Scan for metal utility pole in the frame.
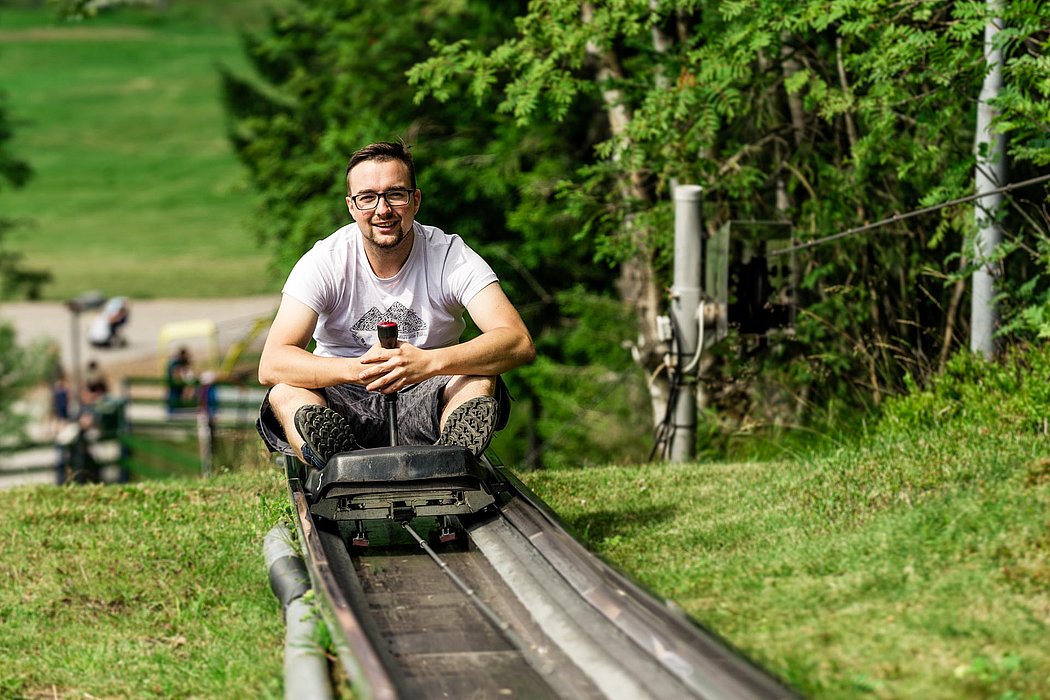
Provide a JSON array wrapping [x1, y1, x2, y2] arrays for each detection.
[[971, 0, 1006, 359], [64, 291, 104, 417], [669, 184, 703, 462]]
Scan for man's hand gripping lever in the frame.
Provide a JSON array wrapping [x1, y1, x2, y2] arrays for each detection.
[[377, 321, 399, 447]]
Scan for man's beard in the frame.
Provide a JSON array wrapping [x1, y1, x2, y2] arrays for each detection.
[[365, 217, 408, 249]]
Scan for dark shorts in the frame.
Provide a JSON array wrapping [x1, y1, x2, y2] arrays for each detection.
[[257, 376, 511, 456]]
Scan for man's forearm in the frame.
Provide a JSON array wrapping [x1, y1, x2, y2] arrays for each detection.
[[258, 345, 362, 388], [431, 327, 535, 377]]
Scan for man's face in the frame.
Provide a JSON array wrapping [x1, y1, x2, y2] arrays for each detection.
[[346, 159, 420, 251]]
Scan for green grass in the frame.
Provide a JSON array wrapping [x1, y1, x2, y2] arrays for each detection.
[[517, 347, 1050, 698], [0, 452, 287, 699], [522, 431, 1050, 699], [0, 3, 285, 300], [2, 417, 1046, 698]]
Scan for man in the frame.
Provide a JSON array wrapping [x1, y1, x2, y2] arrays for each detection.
[[257, 141, 535, 469]]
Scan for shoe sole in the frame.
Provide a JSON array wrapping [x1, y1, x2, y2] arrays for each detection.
[[438, 396, 498, 457], [293, 405, 357, 468]]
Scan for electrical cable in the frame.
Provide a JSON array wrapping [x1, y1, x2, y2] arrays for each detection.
[[648, 373, 679, 462], [649, 310, 690, 461], [649, 298, 711, 461], [647, 357, 677, 461], [768, 172, 1050, 257], [681, 301, 706, 375]]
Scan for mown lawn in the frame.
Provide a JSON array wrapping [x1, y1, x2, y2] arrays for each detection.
[[0, 2, 283, 300], [526, 429, 1050, 699], [1, 416, 1046, 699], [0, 450, 287, 699]]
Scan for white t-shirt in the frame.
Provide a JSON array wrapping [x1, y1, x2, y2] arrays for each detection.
[[283, 221, 498, 358]]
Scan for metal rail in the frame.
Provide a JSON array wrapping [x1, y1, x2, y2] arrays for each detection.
[[281, 455, 798, 699], [283, 457, 398, 700]]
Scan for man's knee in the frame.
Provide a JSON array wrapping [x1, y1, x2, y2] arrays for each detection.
[[440, 375, 511, 431], [443, 375, 495, 403], [268, 384, 325, 423]]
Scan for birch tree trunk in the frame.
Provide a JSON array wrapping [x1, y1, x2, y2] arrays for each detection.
[[971, 0, 1006, 359], [582, 3, 667, 429]]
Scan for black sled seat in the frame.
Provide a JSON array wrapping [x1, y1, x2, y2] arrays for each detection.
[[307, 444, 497, 521]]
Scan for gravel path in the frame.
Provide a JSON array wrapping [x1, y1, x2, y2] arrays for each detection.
[[1, 295, 280, 376]]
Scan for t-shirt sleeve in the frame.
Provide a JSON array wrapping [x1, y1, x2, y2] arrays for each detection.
[[282, 246, 335, 315], [444, 237, 499, 307]]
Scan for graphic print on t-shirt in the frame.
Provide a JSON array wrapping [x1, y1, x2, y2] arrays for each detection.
[[350, 301, 427, 345]]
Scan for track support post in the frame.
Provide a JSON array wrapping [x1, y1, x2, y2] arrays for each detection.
[[670, 185, 704, 462]]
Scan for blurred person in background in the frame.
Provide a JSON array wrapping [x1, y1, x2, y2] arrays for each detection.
[[166, 346, 194, 415], [88, 296, 130, 348]]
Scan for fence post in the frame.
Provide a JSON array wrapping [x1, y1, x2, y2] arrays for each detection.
[[197, 372, 217, 477]]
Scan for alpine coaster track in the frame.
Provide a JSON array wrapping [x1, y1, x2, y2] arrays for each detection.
[[278, 449, 798, 700]]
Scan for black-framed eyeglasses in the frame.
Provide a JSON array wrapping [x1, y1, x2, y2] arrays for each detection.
[[349, 189, 414, 210]]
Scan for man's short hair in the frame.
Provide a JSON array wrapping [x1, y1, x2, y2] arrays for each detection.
[[345, 141, 416, 194]]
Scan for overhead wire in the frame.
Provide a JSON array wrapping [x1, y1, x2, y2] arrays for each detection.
[[768, 172, 1050, 257]]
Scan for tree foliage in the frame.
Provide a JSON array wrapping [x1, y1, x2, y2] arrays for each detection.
[[0, 91, 49, 300], [224, 0, 1049, 461], [0, 322, 52, 441], [410, 0, 1050, 420]]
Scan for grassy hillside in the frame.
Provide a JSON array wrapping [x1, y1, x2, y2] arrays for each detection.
[[1, 347, 1047, 698], [0, 2, 286, 300], [530, 437, 1049, 698], [0, 454, 287, 699]]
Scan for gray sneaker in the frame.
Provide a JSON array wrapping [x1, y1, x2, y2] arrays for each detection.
[[437, 396, 498, 457], [293, 405, 359, 470]]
